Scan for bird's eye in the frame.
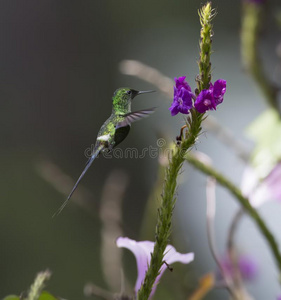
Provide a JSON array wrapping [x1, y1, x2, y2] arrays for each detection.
[[127, 90, 132, 95]]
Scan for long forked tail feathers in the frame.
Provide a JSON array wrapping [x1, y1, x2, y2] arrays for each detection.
[[52, 145, 103, 218]]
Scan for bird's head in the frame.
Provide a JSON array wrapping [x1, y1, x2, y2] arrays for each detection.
[[112, 88, 154, 113]]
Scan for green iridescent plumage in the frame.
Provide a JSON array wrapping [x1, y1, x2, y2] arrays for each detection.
[[53, 87, 154, 216]]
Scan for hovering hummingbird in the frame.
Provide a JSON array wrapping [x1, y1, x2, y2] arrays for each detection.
[[53, 87, 155, 217]]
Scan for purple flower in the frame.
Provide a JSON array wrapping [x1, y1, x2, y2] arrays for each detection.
[[169, 77, 194, 116], [220, 254, 258, 281], [194, 79, 226, 114], [175, 76, 192, 92], [212, 79, 227, 105], [194, 89, 216, 113], [238, 256, 258, 280], [241, 162, 281, 207], [170, 77, 226, 115], [116, 237, 194, 298]]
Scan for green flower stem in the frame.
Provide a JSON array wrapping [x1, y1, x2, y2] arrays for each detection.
[[27, 270, 51, 300], [137, 3, 214, 299], [137, 111, 204, 300], [241, 2, 278, 111], [186, 153, 281, 272], [198, 2, 214, 91]]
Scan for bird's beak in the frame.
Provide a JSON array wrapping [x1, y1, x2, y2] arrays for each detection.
[[137, 90, 155, 95], [132, 89, 155, 99]]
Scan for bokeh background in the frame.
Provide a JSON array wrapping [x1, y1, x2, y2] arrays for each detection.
[[1, 0, 281, 299]]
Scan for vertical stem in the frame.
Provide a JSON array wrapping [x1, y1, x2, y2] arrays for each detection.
[[241, 2, 279, 112], [227, 209, 244, 252], [137, 113, 203, 300], [137, 3, 214, 299]]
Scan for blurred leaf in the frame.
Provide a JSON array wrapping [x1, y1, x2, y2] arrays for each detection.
[[2, 291, 59, 300], [246, 109, 281, 177], [38, 291, 58, 300]]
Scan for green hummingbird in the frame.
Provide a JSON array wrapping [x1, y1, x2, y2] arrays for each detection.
[[53, 87, 155, 217]]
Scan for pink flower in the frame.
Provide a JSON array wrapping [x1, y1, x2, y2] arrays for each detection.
[[220, 254, 258, 281], [241, 162, 281, 207], [116, 237, 194, 298]]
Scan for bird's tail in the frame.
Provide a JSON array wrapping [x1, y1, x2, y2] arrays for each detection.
[[52, 145, 103, 218]]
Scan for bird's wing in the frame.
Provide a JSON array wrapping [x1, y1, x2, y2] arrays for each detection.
[[116, 108, 155, 128]]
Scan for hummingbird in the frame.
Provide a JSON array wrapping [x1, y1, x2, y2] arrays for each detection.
[[53, 87, 155, 217]]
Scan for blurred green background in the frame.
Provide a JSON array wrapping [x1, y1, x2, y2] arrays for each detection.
[[1, 0, 281, 299]]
